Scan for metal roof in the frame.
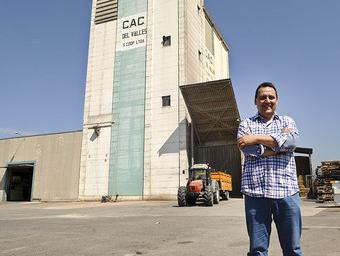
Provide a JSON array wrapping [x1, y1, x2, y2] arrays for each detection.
[[180, 79, 240, 144]]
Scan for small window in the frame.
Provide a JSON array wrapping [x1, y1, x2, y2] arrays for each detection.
[[162, 36, 171, 47], [162, 95, 171, 107]]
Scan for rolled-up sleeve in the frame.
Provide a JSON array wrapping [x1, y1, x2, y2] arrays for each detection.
[[271, 116, 299, 152], [238, 119, 264, 158], [237, 119, 249, 139]]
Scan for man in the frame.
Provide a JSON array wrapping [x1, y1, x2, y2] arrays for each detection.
[[237, 82, 302, 256]]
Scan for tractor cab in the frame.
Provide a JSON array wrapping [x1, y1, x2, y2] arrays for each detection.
[[190, 168, 208, 181], [189, 164, 211, 182]]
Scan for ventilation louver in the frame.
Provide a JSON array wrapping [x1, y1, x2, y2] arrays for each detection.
[[94, 0, 118, 25]]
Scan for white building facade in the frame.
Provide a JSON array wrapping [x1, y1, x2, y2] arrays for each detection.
[[79, 0, 231, 200]]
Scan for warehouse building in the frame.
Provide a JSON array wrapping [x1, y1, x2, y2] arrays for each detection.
[[0, 132, 82, 201], [0, 0, 241, 202]]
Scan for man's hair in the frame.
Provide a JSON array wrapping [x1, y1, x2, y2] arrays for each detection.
[[254, 82, 278, 102]]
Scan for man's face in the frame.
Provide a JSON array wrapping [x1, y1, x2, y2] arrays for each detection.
[[255, 87, 278, 120]]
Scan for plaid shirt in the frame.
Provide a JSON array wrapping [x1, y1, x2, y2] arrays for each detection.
[[237, 113, 299, 199]]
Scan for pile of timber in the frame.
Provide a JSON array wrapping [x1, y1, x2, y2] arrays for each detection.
[[298, 175, 310, 198], [315, 178, 334, 202], [320, 161, 340, 177], [315, 161, 340, 202]]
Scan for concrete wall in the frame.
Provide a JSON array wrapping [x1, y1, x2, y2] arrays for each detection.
[[0, 131, 82, 201], [79, 0, 116, 200], [144, 0, 182, 199], [202, 10, 230, 81], [184, 0, 205, 84], [179, 0, 205, 186], [213, 31, 229, 80], [178, 0, 191, 188]]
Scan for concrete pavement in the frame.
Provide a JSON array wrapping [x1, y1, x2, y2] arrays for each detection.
[[0, 198, 339, 255]]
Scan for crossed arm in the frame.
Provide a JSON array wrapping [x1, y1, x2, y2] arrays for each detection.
[[238, 134, 279, 157], [237, 119, 299, 158]]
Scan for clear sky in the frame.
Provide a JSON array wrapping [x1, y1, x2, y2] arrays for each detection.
[[1, 0, 339, 168]]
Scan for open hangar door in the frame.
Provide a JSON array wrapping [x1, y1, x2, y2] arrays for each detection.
[[294, 147, 314, 197], [294, 147, 313, 176], [5, 163, 34, 201], [180, 79, 242, 197]]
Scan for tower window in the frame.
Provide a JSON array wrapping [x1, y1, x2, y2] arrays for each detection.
[[162, 96, 171, 107], [162, 36, 171, 47]]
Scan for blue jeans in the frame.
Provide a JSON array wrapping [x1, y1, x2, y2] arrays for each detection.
[[245, 193, 302, 256]]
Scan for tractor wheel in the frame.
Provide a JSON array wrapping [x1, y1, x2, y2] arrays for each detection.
[[213, 187, 220, 204], [221, 191, 230, 200], [203, 186, 213, 207], [186, 195, 196, 206], [177, 186, 187, 207]]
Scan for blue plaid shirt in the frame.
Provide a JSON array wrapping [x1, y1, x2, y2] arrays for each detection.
[[237, 113, 299, 199]]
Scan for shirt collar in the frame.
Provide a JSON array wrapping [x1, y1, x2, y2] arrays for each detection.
[[254, 112, 279, 122]]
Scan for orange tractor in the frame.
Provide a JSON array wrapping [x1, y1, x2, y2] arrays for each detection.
[[177, 163, 232, 207]]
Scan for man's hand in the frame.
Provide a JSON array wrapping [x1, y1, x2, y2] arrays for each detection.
[[262, 148, 278, 157], [238, 135, 257, 149]]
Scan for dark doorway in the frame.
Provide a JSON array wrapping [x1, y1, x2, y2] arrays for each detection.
[[194, 144, 242, 197], [6, 165, 34, 201]]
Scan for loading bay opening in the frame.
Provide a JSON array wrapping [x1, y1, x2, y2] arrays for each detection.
[[180, 79, 242, 197], [5, 163, 34, 201]]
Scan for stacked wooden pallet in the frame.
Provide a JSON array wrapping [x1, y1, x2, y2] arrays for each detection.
[[320, 161, 340, 176], [315, 178, 334, 202], [298, 175, 310, 198], [315, 161, 340, 202]]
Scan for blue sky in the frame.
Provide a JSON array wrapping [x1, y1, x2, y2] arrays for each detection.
[[1, 0, 339, 168]]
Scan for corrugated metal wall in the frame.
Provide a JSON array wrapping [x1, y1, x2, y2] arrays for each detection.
[[194, 144, 242, 197]]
